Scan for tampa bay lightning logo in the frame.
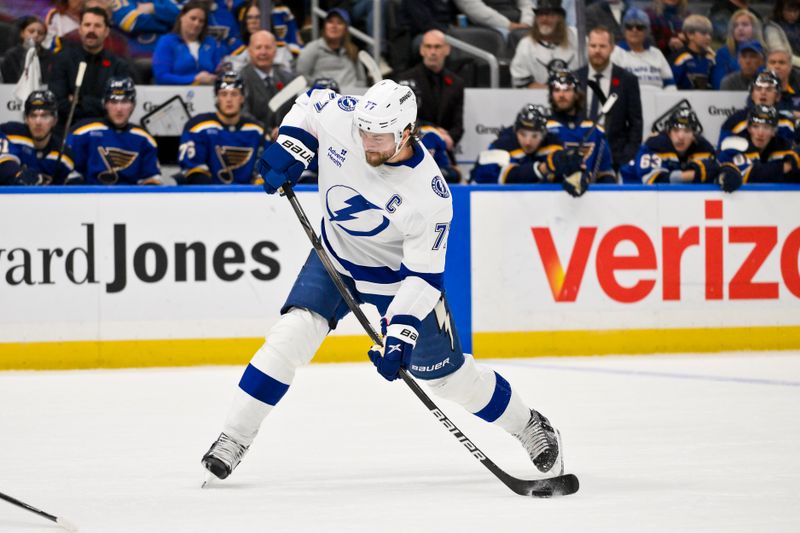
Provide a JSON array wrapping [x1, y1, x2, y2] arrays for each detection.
[[337, 96, 358, 112], [326, 185, 390, 237], [431, 176, 450, 198]]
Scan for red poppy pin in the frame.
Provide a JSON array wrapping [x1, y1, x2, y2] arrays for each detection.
[[612, 77, 620, 87], [444, 75, 453, 86], [102, 59, 111, 68], [276, 81, 284, 90]]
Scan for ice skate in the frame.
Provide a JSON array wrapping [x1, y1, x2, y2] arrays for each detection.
[[514, 409, 564, 476], [201, 432, 249, 484]]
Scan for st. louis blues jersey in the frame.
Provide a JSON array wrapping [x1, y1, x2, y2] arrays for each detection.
[[277, 89, 452, 323], [470, 126, 563, 184], [717, 134, 800, 183], [670, 46, 715, 90], [68, 118, 161, 185], [179, 113, 266, 184], [0, 122, 74, 184], [621, 132, 717, 184], [718, 104, 795, 148], [547, 112, 615, 182], [110, 0, 180, 57], [418, 124, 460, 183], [0, 130, 22, 185]]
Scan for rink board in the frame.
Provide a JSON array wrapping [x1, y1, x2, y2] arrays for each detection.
[[1, 185, 799, 369]]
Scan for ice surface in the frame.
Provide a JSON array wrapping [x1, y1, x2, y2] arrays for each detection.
[[1, 351, 799, 532]]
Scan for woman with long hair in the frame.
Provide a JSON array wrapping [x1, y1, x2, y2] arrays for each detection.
[[711, 9, 765, 89], [1, 16, 53, 84], [152, 0, 223, 85], [295, 8, 365, 88]]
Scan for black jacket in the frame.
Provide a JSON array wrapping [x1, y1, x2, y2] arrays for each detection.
[[396, 62, 465, 145], [0, 45, 54, 84], [574, 64, 643, 170], [50, 42, 130, 130]]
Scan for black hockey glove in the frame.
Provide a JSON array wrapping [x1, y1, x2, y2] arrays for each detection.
[[717, 163, 743, 193], [15, 168, 49, 186], [687, 158, 719, 183], [562, 170, 589, 197], [548, 149, 583, 177]]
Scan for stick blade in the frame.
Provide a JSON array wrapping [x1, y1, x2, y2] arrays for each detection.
[[57, 516, 78, 532], [268, 75, 308, 112], [358, 50, 383, 84]]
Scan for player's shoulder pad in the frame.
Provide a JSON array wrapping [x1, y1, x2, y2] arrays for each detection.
[[0, 122, 32, 146], [240, 119, 265, 135], [129, 126, 158, 147], [489, 127, 518, 150], [580, 119, 603, 133], [546, 119, 562, 130], [645, 132, 672, 151], [694, 135, 716, 154], [418, 124, 444, 141], [71, 118, 108, 136], [186, 113, 222, 133]]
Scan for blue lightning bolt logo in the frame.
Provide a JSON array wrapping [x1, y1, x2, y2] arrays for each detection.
[[330, 195, 379, 222], [325, 186, 390, 237]]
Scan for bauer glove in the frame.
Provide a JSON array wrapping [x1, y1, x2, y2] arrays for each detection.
[[258, 126, 317, 194], [367, 316, 420, 381], [717, 163, 743, 193]]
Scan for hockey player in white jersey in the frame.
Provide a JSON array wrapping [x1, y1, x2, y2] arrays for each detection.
[[201, 80, 565, 484]]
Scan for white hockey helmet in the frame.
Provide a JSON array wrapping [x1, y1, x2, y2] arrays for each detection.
[[354, 80, 417, 152]]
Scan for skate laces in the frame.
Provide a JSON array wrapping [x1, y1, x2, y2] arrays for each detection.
[[210, 433, 248, 467], [515, 411, 557, 467]]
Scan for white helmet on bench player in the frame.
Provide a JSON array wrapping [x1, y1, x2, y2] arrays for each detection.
[[354, 79, 417, 155]]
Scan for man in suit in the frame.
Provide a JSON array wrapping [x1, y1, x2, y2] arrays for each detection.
[[241, 30, 299, 140], [397, 29, 465, 150], [574, 25, 643, 171]]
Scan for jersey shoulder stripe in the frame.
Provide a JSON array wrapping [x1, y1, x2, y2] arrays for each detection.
[[73, 122, 108, 135], [130, 127, 158, 147]]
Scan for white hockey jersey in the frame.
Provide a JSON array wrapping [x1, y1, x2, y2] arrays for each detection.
[[279, 89, 453, 322]]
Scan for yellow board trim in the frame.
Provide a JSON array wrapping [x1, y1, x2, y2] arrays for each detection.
[[2, 326, 799, 370]]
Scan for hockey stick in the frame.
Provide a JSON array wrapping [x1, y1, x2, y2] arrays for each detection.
[[564, 93, 618, 194], [0, 490, 77, 532], [268, 75, 307, 113], [280, 184, 579, 497], [358, 50, 383, 84], [55, 61, 87, 172]]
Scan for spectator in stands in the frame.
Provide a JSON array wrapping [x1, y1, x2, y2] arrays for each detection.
[[67, 76, 162, 185], [718, 70, 795, 147], [206, 0, 241, 53], [510, 0, 578, 89], [717, 104, 800, 189], [621, 108, 718, 186], [452, 0, 532, 35], [575, 25, 642, 171], [178, 70, 266, 185], [241, 30, 300, 138], [711, 9, 764, 90], [585, 0, 629, 43], [720, 40, 764, 90], [645, 0, 689, 59], [400, 0, 458, 38], [397, 29, 465, 148], [48, 0, 131, 59], [1, 16, 53, 85], [612, 8, 676, 90], [709, 0, 762, 43], [470, 103, 582, 188], [0, 90, 74, 185], [764, 1, 800, 69], [50, 7, 130, 132], [152, 1, 223, 85], [670, 15, 715, 90], [296, 8, 366, 88], [108, 0, 179, 61], [225, 1, 300, 73], [546, 70, 616, 187], [765, 47, 800, 111], [768, 0, 800, 57], [44, 0, 82, 51]]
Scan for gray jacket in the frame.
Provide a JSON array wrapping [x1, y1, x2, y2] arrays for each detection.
[[295, 39, 366, 88], [453, 0, 533, 30]]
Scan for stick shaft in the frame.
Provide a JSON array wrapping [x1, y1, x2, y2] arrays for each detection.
[[0, 490, 58, 523]]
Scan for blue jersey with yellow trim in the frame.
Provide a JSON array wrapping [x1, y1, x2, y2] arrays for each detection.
[[179, 112, 266, 184], [0, 122, 74, 184], [68, 118, 161, 185], [718, 105, 795, 148], [622, 131, 717, 184], [110, 0, 180, 56], [717, 133, 800, 183], [470, 126, 563, 184], [546, 113, 615, 182], [271, 5, 302, 57], [670, 46, 715, 90], [0, 130, 22, 185], [418, 124, 459, 183]]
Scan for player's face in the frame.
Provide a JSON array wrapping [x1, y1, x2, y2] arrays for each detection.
[[217, 88, 244, 118], [24, 110, 56, 141], [668, 127, 695, 154], [180, 8, 206, 41], [767, 53, 791, 83], [516, 129, 544, 155], [359, 129, 398, 167], [551, 86, 577, 112], [752, 84, 778, 106], [748, 123, 775, 150], [79, 13, 109, 52], [21, 21, 46, 46], [105, 99, 134, 128], [732, 15, 754, 42]]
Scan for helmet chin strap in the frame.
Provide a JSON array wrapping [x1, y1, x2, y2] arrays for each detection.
[[387, 130, 412, 163]]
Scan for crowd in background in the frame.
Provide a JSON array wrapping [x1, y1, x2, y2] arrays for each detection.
[[0, 0, 798, 191]]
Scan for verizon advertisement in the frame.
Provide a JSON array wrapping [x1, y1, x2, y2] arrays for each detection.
[[0, 190, 377, 342], [471, 190, 800, 333]]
